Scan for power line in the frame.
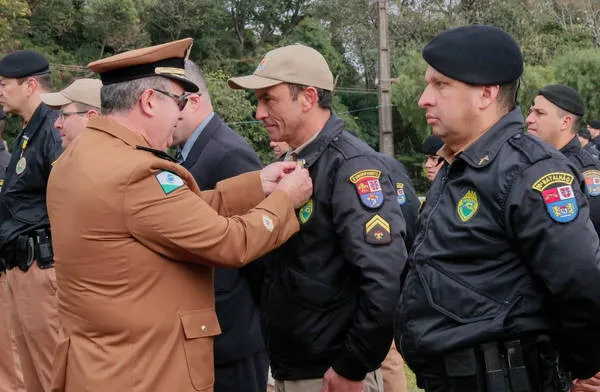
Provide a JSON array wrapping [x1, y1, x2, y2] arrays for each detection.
[[226, 104, 395, 126]]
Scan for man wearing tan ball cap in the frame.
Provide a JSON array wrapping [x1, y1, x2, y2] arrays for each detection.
[[229, 44, 408, 392], [41, 78, 101, 147], [47, 38, 312, 392]]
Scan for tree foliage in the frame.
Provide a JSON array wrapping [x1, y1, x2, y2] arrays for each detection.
[[3, 0, 600, 191]]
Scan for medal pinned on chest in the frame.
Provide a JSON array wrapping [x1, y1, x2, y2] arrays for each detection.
[[15, 136, 29, 175]]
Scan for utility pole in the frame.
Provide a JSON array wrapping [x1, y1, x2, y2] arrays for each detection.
[[376, 0, 394, 156]]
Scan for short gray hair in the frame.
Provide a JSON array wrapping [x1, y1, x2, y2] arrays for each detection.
[[184, 60, 208, 95], [100, 76, 170, 115]]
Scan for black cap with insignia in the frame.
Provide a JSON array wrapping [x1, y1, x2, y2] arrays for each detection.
[[422, 135, 444, 155], [0, 50, 50, 78], [589, 120, 600, 129], [538, 84, 585, 117], [423, 24, 523, 85]]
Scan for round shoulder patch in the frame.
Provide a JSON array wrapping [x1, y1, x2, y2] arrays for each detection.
[[583, 169, 600, 197]]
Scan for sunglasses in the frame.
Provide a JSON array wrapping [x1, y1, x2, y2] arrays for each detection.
[[153, 89, 189, 111]]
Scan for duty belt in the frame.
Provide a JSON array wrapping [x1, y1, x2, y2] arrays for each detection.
[[1, 228, 54, 272], [416, 336, 571, 392]]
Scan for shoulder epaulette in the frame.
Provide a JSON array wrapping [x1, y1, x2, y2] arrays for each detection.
[[507, 133, 552, 164], [136, 145, 177, 163]]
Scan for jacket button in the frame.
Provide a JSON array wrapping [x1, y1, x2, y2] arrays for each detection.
[[201, 325, 207, 332]]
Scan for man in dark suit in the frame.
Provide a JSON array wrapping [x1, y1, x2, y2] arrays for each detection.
[[171, 60, 268, 392]]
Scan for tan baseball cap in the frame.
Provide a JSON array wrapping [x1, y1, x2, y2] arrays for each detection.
[[41, 78, 102, 109], [228, 44, 334, 91]]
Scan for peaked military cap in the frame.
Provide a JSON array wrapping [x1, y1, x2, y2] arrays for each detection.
[[423, 25, 523, 85], [0, 50, 50, 78], [538, 84, 585, 117], [88, 38, 198, 92]]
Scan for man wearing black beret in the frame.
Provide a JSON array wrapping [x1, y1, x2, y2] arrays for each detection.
[[395, 25, 600, 392], [0, 50, 62, 392], [588, 120, 600, 150], [527, 84, 600, 231], [577, 127, 600, 159]]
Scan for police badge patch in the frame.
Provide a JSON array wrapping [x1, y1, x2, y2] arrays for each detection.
[[364, 214, 391, 244], [583, 170, 600, 197], [155, 171, 184, 194], [457, 190, 479, 222], [396, 183, 406, 205], [298, 198, 313, 224], [532, 172, 578, 223], [350, 170, 384, 209]]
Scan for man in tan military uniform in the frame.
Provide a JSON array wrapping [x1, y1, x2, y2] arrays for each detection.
[[46, 38, 312, 392]]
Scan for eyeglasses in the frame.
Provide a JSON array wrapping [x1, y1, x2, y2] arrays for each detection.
[[153, 89, 189, 111], [57, 111, 88, 122]]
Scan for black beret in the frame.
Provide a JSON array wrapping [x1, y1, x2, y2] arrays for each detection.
[[578, 127, 592, 140], [422, 135, 444, 155], [0, 50, 50, 78], [538, 84, 584, 117], [589, 120, 600, 129], [423, 25, 523, 85]]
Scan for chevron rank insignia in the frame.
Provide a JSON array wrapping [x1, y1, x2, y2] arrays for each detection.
[[532, 172, 577, 223], [365, 214, 391, 245], [584, 170, 600, 197], [155, 171, 184, 195], [350, 169, 384, 209]]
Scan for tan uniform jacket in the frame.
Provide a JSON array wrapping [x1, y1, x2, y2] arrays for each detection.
[[47, 117, 299, 392]]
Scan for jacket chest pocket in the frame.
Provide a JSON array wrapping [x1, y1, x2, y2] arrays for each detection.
[[416, 262, 507, 324], [180, 309, 222, 391]]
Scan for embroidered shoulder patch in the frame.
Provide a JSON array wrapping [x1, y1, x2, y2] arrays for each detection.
[[298, 198, 313, 224], [396, 183, 406, 205], [531, 172, 574, 191], [365, 214, 391, 245], [584, 170, 600, 197], [155, 171, 184, 195], [262, 215, 274, 232], [350, 169, 384, 209], [457, 190, 479, 222], [532, 172, 578, 223]]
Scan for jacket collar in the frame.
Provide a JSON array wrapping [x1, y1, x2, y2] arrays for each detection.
[[18, 103, 54, 144], [559, 136, 581, 155], [456, 107, 525, 169], [87, 116, 149, 148], [182, 114, 220, 169], [295, 113, 345, 168]]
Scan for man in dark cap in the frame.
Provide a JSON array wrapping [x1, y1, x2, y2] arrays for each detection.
[[527, 84, 600, 233], [421, 134, 444, 182], [577, 127, 600, 159], [46, 38, 312, 391], [0, 50, 62, 392], [395, 25, 600, 392], [588, 120, 600, 150]]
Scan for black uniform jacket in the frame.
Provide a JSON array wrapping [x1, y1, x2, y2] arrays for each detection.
[[181, 114, 266, 365], [0, 104, 61, 248], [560, 136, 600, 236], [262, 114, 407, 382], [583, 141, 600, 159], [396, 108, 600, 379], [377, 152, 420, 249]]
